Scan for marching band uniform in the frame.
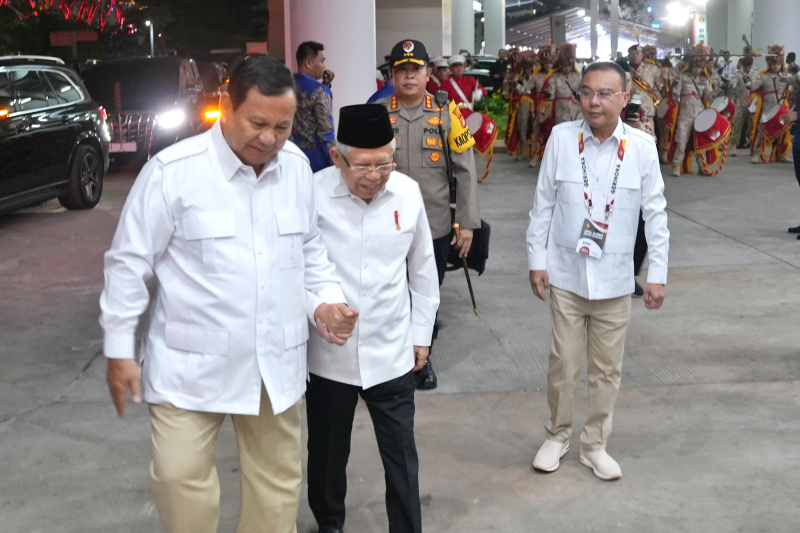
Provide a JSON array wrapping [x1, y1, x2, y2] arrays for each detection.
[[750, 45, 795, 164]]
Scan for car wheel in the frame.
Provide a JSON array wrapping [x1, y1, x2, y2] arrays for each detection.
[[59, 144, 104, 210]]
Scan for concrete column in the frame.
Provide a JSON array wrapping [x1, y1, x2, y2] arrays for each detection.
[[706, 0, 727, 52], [484, 0, 505, 58], [726, 0, 753, 58], [285, 0, 376, 124], [452, 0, 476, 56], [377, 0, 448, 59], [590, 0, 599, 60], [753, 0, 799, 72], [267, 0, 287, 63], [610, 0, 619, 59]]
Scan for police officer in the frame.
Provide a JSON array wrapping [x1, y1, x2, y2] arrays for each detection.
[[377, 39, 481, 390]]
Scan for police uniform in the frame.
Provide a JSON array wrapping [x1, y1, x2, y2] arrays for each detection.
[[378, 39, 481, 390]]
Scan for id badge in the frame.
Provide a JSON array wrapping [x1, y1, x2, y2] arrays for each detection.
[[575, 218, 609, 259]]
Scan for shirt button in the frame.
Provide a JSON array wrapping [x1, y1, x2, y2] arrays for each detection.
[[358, 342, 364, 347], [258, 249, 264, 255], [260, 283, 266, 290], [365, 236, 370, 242]]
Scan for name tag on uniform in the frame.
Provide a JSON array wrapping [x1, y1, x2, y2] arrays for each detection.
[[575, 218, 608, 258]]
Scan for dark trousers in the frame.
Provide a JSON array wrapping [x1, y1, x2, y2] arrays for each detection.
[[306, 372, 421, 533], [794, 149, 800, 189], [430, 235, 450, 342], [633, 210, 647, 276]]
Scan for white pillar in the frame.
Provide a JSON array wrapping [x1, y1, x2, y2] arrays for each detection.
[[753, 0, 799, 72], [590, 0, 599, 60], [376, 0, 448, 59], [726, 0, 753, 58], [285, 0, 376, 124], [610, 0, 619, 59], [452, 0, 475, 56], [484, 0, 505, 58], [706, 0, 727, 52]]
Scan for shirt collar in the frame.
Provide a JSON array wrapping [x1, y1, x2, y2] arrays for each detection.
[[581, 117, 625, 144], [210, 120, 280, 181]]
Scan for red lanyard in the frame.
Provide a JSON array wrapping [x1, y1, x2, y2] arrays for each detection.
[[579, 124, 627, 222]]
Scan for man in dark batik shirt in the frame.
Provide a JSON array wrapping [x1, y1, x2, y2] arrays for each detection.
[[293, 41, 336, 172]]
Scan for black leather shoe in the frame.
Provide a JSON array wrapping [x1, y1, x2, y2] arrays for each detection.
[[414, 358, 438, 390], [633, 282, 644, 297], [796, 234, 800, 240], [788, 225, 800, 234], [318, 526, 343, 533]]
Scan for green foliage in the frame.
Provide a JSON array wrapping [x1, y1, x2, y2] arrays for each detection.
[[473, 91, 509, 139]]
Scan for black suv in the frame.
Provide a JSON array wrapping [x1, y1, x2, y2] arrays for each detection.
[[0, 55, 110, 214], [83, 57, 209, 159]]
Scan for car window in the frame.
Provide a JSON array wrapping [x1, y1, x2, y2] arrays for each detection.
[[11, 70, 49, 112], [0, 72, 13, 111], [83, 62, 180, 110], [180, 64, 190, 91], [43, 71, 83, 104]]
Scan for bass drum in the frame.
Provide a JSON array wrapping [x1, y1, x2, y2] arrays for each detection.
[[710, 96, 735, 120], [760, 104, 790, 140], [463, 110, 498, 156], [693, 108, 731, 149]]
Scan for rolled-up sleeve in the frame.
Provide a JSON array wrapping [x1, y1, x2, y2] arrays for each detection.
[[99, 160, 174, 359]]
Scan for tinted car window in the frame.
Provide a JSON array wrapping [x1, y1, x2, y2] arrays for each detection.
[[84, 62, 179, 110], [12, 70, 49, 112], [0, 72, 13, 110], [43, 71, 83, 104]]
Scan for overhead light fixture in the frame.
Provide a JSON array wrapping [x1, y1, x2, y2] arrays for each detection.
[[583, 16, 591, 21], [577, 9, 586, 16]]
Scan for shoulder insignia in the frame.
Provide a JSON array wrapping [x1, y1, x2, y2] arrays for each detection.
[[427, 116, 442, 126], [430, 152, 441, 163], [424, 94, 433, 109], [389, 95, 398, 110]]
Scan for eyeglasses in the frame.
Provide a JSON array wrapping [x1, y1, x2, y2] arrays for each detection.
[[579, 88, 625, 101], [341, 154, 396, 176]]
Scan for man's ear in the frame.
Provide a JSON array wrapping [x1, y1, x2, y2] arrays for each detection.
[[329, 147, 343, 169], [219, 92, 233, 123]]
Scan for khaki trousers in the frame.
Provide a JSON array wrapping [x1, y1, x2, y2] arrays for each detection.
[[545, 286, 631, 452], [149, 385, 302, 533]]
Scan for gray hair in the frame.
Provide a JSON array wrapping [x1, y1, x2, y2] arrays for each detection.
[[335, 138, 396, 156]]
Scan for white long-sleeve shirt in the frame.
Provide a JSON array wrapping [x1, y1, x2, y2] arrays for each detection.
[[99, 121, 345, 415], [307, 166, 440, 389], [527, 119, 669, 300]]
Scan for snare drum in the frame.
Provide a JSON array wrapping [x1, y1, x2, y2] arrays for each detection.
[[693, 108, 731, 151], [760, 104, 790, 140], [710, 96, 735, 120], [463, 110, 498, 155]]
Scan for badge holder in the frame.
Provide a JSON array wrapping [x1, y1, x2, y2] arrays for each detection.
[[575, 218, 609, 259]]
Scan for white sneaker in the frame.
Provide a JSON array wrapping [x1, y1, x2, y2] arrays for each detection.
[[579, 449, 622, 480], [532, 440, 569, 472]]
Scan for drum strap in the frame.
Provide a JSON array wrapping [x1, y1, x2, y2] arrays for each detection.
[[689, 77, 708, 109], [448, 78, 473, 110]]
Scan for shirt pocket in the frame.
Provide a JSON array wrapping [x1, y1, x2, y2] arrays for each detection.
[[421, 134, 446, 169], [275, 210, 309, 269], [182, 211, 238, 273], [163, 322, 229, 398], [605, 181, 640, 253], [283, 316, 310, 388], [550, 176, 585, 249]]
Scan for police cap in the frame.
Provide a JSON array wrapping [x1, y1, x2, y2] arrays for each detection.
[[390, 39, 429, 68]]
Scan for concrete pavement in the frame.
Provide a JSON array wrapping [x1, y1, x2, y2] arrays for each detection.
[[1, 149, 799, 532]]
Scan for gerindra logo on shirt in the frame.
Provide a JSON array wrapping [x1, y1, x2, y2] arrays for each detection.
[[617, 138, 626, 161]]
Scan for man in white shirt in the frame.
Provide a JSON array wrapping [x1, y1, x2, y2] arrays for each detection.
[[527, 61, 669, 481], [99, 56, 356, 533], [305, 104, 439, 533]]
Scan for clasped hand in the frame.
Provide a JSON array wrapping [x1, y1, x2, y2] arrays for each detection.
[[314, 303, 358, 346]]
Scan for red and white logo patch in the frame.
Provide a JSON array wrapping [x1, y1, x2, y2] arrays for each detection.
[[403, 41, 414, 53]]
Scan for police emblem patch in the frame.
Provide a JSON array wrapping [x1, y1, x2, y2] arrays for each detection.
[[427, 117, 442, 126], [403, 41, 414, 53], [430, 152, 441, 163], [390, 117, 397, 124], [426, 137, 437, 146]]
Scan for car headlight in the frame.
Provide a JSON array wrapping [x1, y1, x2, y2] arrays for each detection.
[[158, 109, 186, 129]]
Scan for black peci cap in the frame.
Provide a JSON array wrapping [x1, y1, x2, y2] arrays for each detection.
[[389, 39, 429, 68], [337, 104, 394, 149]]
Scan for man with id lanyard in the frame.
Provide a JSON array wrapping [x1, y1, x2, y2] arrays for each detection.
[[526, 61, 669, 481]]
